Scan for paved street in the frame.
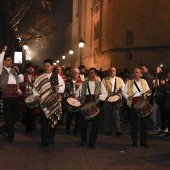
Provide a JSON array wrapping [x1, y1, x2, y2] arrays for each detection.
[[0, 114, 170, 170]]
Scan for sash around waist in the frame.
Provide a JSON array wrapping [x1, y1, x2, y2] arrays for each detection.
[[3, 84, 18, 98]]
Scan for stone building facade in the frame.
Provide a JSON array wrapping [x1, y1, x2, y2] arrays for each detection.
[[67, 0, 170, 70]]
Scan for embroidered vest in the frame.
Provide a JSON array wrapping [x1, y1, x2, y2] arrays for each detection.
[[0, 67, 9, 89], [126, 79, 147, 107], [81, 80, 101, 104], [103, 76, 123, 95]]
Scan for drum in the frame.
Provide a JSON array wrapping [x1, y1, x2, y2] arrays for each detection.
[[134, 99, 153, 117], [20, 82, 32, 96], [107, 94, 123, 109], [81, 102, 100, 120], [25, 94, 39, 109], [42, 92, 61, 111], [65, 97, 81, 112], [41, 93, 62, 127]]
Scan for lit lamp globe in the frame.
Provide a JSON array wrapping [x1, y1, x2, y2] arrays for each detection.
[[69, 50, 74, 55], [78, 38, 85, 48], [62, 56, 66, 59], [23, 45, 28, 50]]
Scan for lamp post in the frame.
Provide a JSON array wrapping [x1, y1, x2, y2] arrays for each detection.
[[69, 50, 74, 67], [78, 37, 84, 65]]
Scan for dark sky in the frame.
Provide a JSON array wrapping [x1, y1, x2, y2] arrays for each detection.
[[37, 0, 72, 65]]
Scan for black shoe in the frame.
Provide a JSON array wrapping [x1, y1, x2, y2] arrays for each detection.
[[79, 142, 86, 147], [49, 138, 55, 144], [105, 132, 112, 135], [116, 132, 122, 137], [41, 143, 49, 147], [7, 137, 13, 143], [89, 144, 96, 149], [140, 143, 149, 148]]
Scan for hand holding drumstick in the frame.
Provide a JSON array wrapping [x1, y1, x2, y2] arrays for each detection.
[[127, 91, 137, 101], [54, 85, 63, 91]]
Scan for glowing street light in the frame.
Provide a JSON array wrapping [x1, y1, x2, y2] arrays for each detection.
[[78, 37, 85, 65], [23, 45, 28, 50], [62, 55, 66, 59], [56, 60, 59, 63]]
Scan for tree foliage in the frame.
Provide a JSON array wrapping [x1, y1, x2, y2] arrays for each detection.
[[0, 0, 53, 49]]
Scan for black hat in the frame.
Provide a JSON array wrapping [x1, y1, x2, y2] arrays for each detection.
[[78, 65, 86, 70], [25, 63, 35, 69]]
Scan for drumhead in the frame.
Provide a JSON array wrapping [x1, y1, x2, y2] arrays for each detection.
[[25, 94, 35, 103], [67, 97, 81, 106], [108, 95, 120, 102]]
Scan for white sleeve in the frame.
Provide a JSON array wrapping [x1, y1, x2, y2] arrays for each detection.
[[0, 52, 5, 74], [17, 74, 24, 83], [122, 83, 129, 100], [99, 79, 109, 101], [57, 74, 65, 93]]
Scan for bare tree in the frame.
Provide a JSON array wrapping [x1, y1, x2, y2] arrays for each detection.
[[0, 0, 51, 48]]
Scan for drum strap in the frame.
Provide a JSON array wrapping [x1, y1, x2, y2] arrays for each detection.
[[87, 84, 92, 95], [134, 81, 143, 97]]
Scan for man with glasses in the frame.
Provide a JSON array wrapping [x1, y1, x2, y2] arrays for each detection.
[[65, 68, 82, 136], [0, 45, 24, 142]]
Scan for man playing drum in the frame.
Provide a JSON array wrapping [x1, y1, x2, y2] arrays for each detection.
[[65, 68, 82, 136], [19, 63, 39, 135], [76, 67, 101, 149], [32, 59, 65, 147], [101, 67, 125, 137], [122, 67, 152, 148]]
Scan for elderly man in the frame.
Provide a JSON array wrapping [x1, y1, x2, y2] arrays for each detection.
[[101, 67, 125, 136], [65, 68, 82, 136], [122, 67, 152, 147]]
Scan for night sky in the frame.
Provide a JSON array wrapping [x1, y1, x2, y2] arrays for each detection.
[[37, 0, 72, 67]]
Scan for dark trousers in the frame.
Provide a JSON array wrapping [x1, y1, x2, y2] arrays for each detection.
[[66, 110, 80, 134], [22, 107, 37, 132], [79, 112, 99, 146], [160, 109, 170, 131], [3, 97, 20, 140], [40, 110, 56, 144], [130, 107, 148, 144]]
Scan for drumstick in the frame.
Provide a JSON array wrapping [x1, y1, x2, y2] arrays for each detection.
[[131, 91, 137, 97]]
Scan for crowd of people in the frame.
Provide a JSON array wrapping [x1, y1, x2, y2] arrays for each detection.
[[0, 45, 170, 149]]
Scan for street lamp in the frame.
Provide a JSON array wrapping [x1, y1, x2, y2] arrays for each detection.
[[69, 50, 74, 67], [62, 55, 66, 59], [79, 37, 84, 65]]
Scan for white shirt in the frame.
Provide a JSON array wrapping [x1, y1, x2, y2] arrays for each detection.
[[122, 79, 151, 99], [0, 51, 24, 84], [100, 77, 125, 101]]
